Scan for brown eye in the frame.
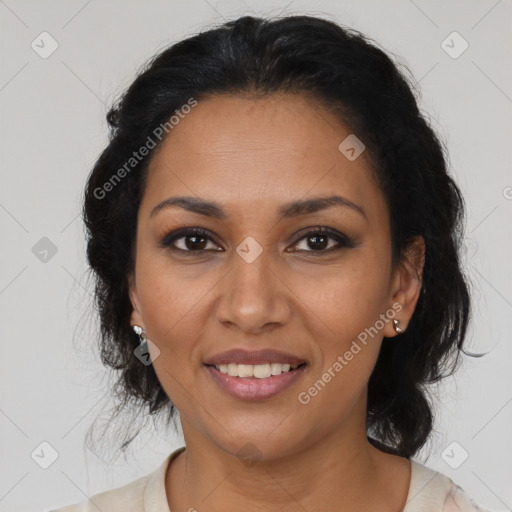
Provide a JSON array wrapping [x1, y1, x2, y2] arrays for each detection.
[[288, 227, 356, 254], [178, 233, 209, 251], [159, 227, 222, 254], [301, 233, 331, 251]]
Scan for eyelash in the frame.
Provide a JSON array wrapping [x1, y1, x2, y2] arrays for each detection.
[[158, 226, 356, 256]]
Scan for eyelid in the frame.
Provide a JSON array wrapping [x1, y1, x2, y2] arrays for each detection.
[[158, 227, 221, 251], [159, 225, 357, 255], [288, 226, 357, 252]]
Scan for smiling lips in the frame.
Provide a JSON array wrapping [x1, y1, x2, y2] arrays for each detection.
[[204, 348, 306, 366], [204, 348, 308, 400], [213, 362, 301, 378]]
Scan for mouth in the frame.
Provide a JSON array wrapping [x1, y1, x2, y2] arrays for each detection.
[[206, 362, 307, 378], [204, 362, 308, 401]]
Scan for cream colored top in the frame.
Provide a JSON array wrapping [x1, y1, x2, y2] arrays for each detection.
[[48, 446, 491, 512]]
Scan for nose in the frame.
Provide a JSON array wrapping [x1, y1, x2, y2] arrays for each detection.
[[214, 248, 293, 335]]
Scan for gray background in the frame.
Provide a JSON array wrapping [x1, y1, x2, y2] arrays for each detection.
[[0, 0, 511, 511]]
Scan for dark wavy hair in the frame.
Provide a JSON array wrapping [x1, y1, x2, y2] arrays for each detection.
[[82, 14, 474, 461]]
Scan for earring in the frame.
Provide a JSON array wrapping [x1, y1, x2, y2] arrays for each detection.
[[132, 325, 147, 344], [393, 319, 402, 333], [132, 325, 160, 366], [133, 325, 151, 366]]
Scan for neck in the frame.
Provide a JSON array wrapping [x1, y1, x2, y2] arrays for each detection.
[[166, 422, 410, 512]]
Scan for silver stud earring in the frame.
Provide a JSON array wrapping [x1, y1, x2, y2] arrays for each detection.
[[393, 319, 402, 333], [132, 325, 147, 344], [132, 325, 155, 366]]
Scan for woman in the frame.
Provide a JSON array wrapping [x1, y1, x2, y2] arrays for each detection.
[[50, 14, 490, 512]]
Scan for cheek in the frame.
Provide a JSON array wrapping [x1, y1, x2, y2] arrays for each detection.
[[133, 259, 211, 393], [295, 270, 385, 421], [138, 266, 205, 411], [291, 252, 390, 393], [296, 256, 390, 338], [136, 247, 212, 335]]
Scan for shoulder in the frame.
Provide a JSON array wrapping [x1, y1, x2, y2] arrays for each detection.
[[404, 459, 492, 512], [46, 471, 151, 512], [442, 483, 493, 512], [47, 447, 185, 512]]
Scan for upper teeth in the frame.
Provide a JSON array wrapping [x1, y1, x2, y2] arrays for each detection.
[[214, 363, 300, 378]]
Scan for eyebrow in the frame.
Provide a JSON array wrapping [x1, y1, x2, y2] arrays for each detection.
[[150, 194, 367, 221]]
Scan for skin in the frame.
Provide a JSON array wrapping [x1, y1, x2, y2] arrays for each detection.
[[129, 92, 425, 512]]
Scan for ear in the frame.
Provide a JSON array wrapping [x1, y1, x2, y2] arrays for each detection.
[[383, 235, 425, 338], [128, 272, 145, 330]]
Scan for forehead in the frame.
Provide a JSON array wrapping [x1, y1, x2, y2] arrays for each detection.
[[140, 93, 385, 221]]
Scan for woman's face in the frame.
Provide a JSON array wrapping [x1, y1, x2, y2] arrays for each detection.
[[129, 93, 417, 460]]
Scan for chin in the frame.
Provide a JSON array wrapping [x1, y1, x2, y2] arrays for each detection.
[[205, 419, 310, 463]]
